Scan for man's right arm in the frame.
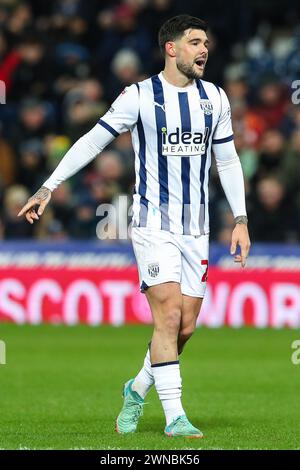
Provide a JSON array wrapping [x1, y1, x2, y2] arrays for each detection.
[[17, 125, 116, 223], [43, 124, 115, 192], [18, 84, 140, 224]]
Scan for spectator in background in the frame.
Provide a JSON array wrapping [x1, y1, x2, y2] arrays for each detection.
[[281, 104, 300, 138], [108, 48, 142, 100], [1, 0, 300, 243], [96, 150, 127, 192], [10, 35, 53, 101], [96, 3, 151, 80], [231, 97, 267, 149], [216, 205, 235, 246], [17, 138, 47, 192], [44, 219, 69, 241], [0, 30, 21, 94], [53, 42, 91, 97], [2, 185, 34, 239], [12, 99, 54, 150], [252, 79, 289, 131], [49, 181, 73, 211], [111, 132, 135, 188], [47, 182, 75, 236], [225, 77, 248, 104], [0, 131, 16, 187], [69, 195, 98, 240], [284, 30, 300, 84], [62, 78, 108, 141], [45, 135, 72, 172], [233, 131, 258, 184], [1, 2, 32, 47], [248, 177, 299, 243], [251, 129, 287, 190], [142, 0, 176, 71], [0, 216, 4, 240], [84, 150, 127, 201], [282, 129, 300, 208]]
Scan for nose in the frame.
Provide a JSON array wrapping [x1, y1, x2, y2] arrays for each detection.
[[199, 44, 208, 56], [203, 44, 208, 54]]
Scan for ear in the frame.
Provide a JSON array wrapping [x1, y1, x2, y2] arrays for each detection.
[[165, 41, 176, 58]]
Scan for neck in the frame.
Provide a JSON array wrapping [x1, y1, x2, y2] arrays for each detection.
[[162, 64, 194, 88]]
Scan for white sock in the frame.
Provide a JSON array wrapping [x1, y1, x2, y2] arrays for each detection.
[[132, 348, 154, 399], [152, 361, 185, 426]]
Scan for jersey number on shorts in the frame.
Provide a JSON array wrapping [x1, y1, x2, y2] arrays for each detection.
[[201, 260, 208, 282]]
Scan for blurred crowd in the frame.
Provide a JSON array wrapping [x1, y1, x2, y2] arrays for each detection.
[[0, 0, 300, 243]]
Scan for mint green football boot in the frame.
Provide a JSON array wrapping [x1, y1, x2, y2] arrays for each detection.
[[164, 415, 204, 438], [116, 379, 145, 434]]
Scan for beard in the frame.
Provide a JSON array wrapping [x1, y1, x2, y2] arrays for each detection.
[[176, 60, 204, 80]]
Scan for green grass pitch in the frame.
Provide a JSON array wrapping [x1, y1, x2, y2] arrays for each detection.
[[0, 324, 300, 450]]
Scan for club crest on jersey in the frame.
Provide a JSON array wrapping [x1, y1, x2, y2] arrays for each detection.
[[161, 126, 209, 157], [199, 99, 213, 115], [148, 262, 159, 278]]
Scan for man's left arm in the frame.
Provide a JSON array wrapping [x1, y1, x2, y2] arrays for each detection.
[[212, 88, 251, 267]]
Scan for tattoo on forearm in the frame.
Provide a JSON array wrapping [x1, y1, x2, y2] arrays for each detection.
[[234, 215, 248, 225], [29, 186, 50, 202]]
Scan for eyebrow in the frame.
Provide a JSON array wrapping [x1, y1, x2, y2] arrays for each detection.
[[188, 38, 210, 45]]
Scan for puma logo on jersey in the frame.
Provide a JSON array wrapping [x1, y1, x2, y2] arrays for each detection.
[[153, 102, 166, 112]]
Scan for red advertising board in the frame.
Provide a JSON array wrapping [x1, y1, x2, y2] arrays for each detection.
[[0, 267, 300, 328]]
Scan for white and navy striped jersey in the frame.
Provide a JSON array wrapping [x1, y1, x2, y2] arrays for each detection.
[[100, 72, 235, 235]]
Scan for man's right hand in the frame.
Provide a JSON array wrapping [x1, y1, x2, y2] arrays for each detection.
[[17, 186, 51, 224]]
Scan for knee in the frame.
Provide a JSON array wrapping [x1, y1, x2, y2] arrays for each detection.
[[179, 325, 196, 344]]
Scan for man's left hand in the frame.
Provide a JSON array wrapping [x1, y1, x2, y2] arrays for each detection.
[[230, 223, 251, 268]]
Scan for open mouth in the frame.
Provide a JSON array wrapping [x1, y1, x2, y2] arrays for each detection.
[[195, 58, 206, 68]]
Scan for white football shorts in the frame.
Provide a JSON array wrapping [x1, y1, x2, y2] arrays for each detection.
[[131, 227, 209, 298]]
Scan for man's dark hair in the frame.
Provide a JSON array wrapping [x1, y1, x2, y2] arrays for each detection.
[[158, 15, 207, 55]]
